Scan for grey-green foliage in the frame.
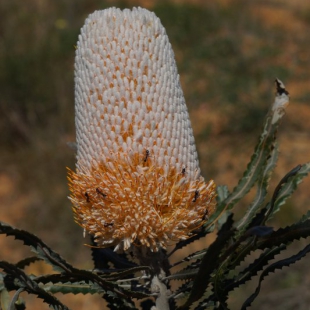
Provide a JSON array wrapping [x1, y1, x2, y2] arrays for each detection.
[[1, 80, 310, 309]]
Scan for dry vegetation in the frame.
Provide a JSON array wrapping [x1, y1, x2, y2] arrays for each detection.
[[1, 0, 310, 309]]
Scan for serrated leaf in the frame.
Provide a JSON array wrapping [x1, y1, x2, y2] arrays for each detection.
[[245, 226, 274, 237], [257, 218, 310, 250], [217, 223, 273, 273], [168, 228, 209, 257], [172, 248, 206, 268], [196, 242, 286, 309], [68, 270, 148, 299], [165, 268, 199, 281], [42, 281, 102, 295], [244, 206, 268, 231], [15, 257, 43, 270], [0, 222, 74, 274], [237, 144, 278, 231], [0, 223, 142, 299], [35, 273, 80, 286], [39, 269, 148, 300], [194, 296, 216, 310], [172, 281, 193, 300], [178, 214, 235, 309], [192, 286, 216, 310], [103, 266, 151, 281], [241, 243, 310, 309], [224, 244, 286, 293], [0, 261, 69, 310]]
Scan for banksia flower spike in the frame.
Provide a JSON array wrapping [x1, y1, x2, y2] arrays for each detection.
[[68, 7, 216, 252]]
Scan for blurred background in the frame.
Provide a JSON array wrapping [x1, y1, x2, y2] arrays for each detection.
[[0, 0, 310, 309]]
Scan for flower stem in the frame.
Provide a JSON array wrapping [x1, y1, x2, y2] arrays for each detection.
[[151, 273, 170, 310]]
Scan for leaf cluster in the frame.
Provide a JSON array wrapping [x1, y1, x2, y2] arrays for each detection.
[[1, 80, 310, 309]]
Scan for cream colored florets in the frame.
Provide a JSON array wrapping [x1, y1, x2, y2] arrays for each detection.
[[69, 7, 216, 252]]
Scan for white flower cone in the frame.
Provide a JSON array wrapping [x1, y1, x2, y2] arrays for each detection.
[[68, 7, 216, 252]]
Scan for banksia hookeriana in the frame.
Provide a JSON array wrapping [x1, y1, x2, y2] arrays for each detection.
[[68, 7, 216, 252]]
